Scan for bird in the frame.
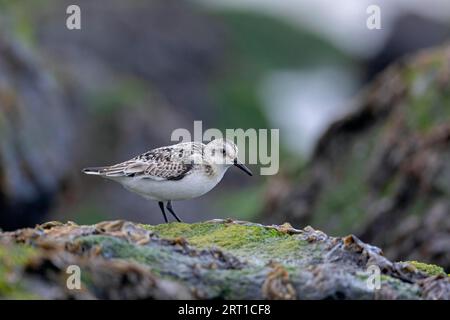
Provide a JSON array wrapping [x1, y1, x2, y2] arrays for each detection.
[[82, 138, 252, 223]]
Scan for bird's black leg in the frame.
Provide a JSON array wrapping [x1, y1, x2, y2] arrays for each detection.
[[166, 201, 182, 222], [158, 201, 169, 223]]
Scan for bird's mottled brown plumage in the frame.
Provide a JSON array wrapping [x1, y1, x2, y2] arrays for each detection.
[[83, 142, 205, 181]]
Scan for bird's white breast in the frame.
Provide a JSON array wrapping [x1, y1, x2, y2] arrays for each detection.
[[112, 167, 227, 201]]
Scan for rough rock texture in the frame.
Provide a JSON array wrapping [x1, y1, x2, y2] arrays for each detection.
[[263, 45, 450, 270], [0, 219, 448, 299]]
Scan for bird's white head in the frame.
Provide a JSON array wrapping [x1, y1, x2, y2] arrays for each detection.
[[204, 138, 252, 176]]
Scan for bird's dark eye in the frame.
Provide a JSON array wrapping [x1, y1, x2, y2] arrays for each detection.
[[222, 148, 226, 156]]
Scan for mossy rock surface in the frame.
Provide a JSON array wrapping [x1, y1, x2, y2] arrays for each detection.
[[0, 219, 449, 299], [406, 261, 447, 277]]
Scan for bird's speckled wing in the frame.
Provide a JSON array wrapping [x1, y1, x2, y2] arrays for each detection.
[[94, 142, 204, 181]]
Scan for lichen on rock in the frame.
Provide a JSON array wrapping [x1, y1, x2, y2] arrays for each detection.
[[0, 219, 448, 299]]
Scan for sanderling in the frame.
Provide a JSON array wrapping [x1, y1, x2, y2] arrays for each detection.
[[82, 138, 252, 223]]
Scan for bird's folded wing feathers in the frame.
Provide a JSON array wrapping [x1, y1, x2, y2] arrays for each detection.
[[88, 144, 200, 181]]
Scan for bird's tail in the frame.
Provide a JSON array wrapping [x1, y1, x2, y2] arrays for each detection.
[[82, 167, 108, 175]]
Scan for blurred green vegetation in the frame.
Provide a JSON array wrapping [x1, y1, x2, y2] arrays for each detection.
[[405, 61, 450, 133], [208, 10, 352, 131], [0, 0, 48, 45], [87, 78, 149, 116], [215, 185, 265, 221], [207, 10, 353, 218], [57, 202, 110, 225]]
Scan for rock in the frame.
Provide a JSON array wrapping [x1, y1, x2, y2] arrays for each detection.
[[263, 45, 450, 271], [0, 219, 448, 299], [0, 28, 74, 230]]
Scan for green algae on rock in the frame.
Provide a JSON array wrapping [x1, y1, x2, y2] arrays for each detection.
[[0, 219, 449, 299], [0, 244, 40, 299], [144, 221, 313, 266], [406, 261, 447, 277]]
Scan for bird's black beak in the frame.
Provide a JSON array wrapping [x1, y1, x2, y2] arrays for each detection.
[[234, 158, 253, 176]]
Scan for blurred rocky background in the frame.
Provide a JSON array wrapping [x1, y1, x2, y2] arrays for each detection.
[[0, 0, 449, 272]]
